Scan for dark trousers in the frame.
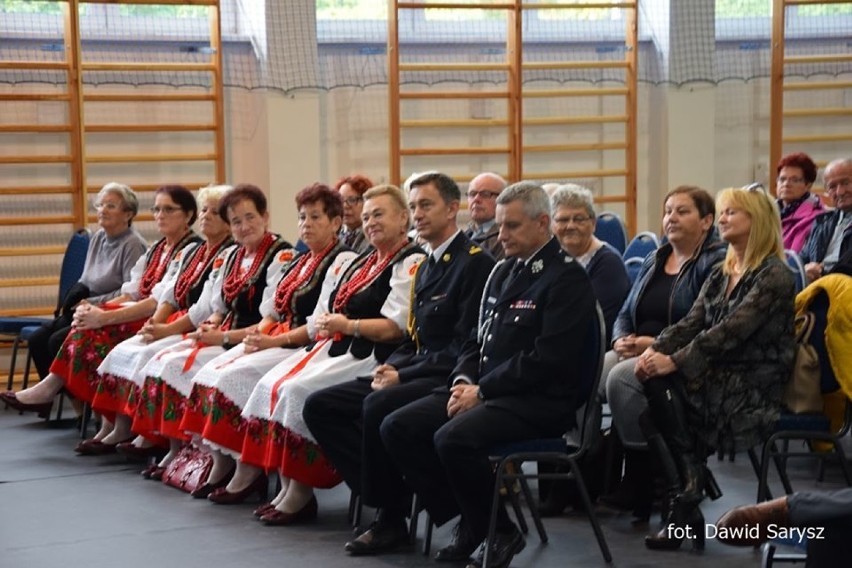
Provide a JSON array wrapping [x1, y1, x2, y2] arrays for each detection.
[[28, 315, 72, 380], [788, 488, 852, 568], [302, 377, 442, 516], [381, 392, 550, 543]]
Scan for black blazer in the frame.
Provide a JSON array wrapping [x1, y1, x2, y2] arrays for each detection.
[[453, 237, 595, 430], [385, 232, 495, 382]]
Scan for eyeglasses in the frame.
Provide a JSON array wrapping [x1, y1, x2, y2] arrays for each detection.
[[825, 178, 851, 192], [777, 176, 805, 185], [466, 190, 500, 200], [342, 196, 363, 207], [94, 202, 122, 211], [150, 205, 183, 216], [554, 215, 592, 225], [741, 182, 767, 194]]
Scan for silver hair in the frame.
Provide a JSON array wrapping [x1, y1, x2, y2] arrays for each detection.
[[197, 184, 233, 205], [96, 182, 139, 218], [469, 172, 507, 192], [496, 181, 551, 220], [824, 158, 852, 180], [550, 184, 596, 219]]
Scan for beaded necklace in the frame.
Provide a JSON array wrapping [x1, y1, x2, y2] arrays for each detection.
[[221, 232, 277, 305], [138, 240, 172, 298], [273, 238, 337, 320], [332, 239, 408, 313], [173, 238, 231, 308]]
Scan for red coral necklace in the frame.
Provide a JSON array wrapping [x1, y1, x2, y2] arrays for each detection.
[[332, 239, 407, 313], [221, 232, 276, 305], [273, 238, 337, 319]]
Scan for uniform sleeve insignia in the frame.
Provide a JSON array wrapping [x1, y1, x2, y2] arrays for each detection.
[[469, 245, 482, 255], [278, 250, 295, 263], [442, 253, 451, 263], [409, 263, 418, 276], [532, 259, 544, 274]]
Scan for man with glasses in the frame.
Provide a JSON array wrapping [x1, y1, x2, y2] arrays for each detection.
[[800, 158, 852, 282], [465, 172, 507, 260]]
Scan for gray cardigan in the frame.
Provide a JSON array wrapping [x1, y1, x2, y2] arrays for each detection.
[[78, 227, 147, 304]]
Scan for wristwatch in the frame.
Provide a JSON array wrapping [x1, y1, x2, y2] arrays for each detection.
[[476, 387, 486, 401], [222, 331, 232, 349]]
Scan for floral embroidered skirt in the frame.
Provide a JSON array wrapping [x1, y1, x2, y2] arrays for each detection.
[[239, 339, 377, 489], [186, 343, 297, 457], [51, 318, 147, 420], [132, 338, 224, 441]]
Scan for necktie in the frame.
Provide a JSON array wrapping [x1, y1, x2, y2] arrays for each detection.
[[502, 260, 524, 294]]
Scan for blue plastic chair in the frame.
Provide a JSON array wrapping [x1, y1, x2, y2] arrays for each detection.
[[594, 212, 628, 255], [624, 257, 644, 285], [749, 291, 851, 504], [623, 231, 659, 261], [784, 249, 807, 293], [3, 229, 90, 391], [483, 303, 612, 566]]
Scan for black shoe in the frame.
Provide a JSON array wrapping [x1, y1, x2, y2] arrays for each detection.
[[435, 520, 479, 562], [466, 526, 525, 568], [345, 518, 410, 556]]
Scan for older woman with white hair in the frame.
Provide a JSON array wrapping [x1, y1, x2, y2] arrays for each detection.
[[2, 182, 147, 411], [550, 184, 630, 343]]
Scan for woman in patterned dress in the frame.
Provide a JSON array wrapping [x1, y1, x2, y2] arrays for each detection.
[[207, 185, 424, 528], [635, 186, 795, 551], [183, 183, 356, 496], [89, 185, 234, 463], [3, 185, 199, 451], [131, 184, 291, 473]]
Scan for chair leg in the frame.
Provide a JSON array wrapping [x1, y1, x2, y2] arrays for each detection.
[[80, 403, 92, 439], [505, 479, 529, 535], [568, 457, 612, 563], [423, 512, 433, 556], [483, 458, 509, 568], [409, 494, 420, 545], [748, 447, 773, 501], [518, 476, 547, 543], [7, 336, 21, 390]]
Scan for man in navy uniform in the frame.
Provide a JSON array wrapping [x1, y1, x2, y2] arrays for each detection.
[[466, 172, 507, 260], [303, 172, 495, 555], [381, 181, 596, 568]]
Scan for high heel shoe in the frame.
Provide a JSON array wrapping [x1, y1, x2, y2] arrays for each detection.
[[207, 474, 267, 505], [190, 466, 235, 500], [645, 504, 705, 551], [1, 391, 52, 418], [260, 496, 318, 526]]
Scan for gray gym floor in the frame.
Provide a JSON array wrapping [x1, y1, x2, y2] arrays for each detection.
[[1, 409, 847, 568]]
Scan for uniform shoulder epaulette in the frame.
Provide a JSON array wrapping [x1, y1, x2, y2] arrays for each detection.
[[468, 245, 483, 255]]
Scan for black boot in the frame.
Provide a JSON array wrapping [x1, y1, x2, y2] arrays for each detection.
[[639, 379, 706, 552]]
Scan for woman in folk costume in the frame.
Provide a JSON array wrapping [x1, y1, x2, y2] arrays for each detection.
[[208, 185, 424, 528], [183, 183, 356, 497], [131, 184, 291, 472], [4, 185, 200, 452], [89, 185, 234, 463]]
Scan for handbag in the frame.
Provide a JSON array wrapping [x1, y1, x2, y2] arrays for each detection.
[[161, 445, 213, 493], [782, 312, 823, 414]]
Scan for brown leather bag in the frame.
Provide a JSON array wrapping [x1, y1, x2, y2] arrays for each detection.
[[782, 312, 823, 414], [161, 445, 213, 493]]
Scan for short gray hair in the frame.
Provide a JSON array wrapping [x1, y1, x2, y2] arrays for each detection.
[[824, 158, 852, 179], [496, 181, 551, 220], [97, 182, 138, 218], [197, 184, 233, 205], [550, 184, 596, 219]]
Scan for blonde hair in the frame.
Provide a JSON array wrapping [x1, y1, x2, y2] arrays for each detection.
[[716, 187, 784, 275], [363, 184, 411, 225], [197, 184, 233, 205]]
